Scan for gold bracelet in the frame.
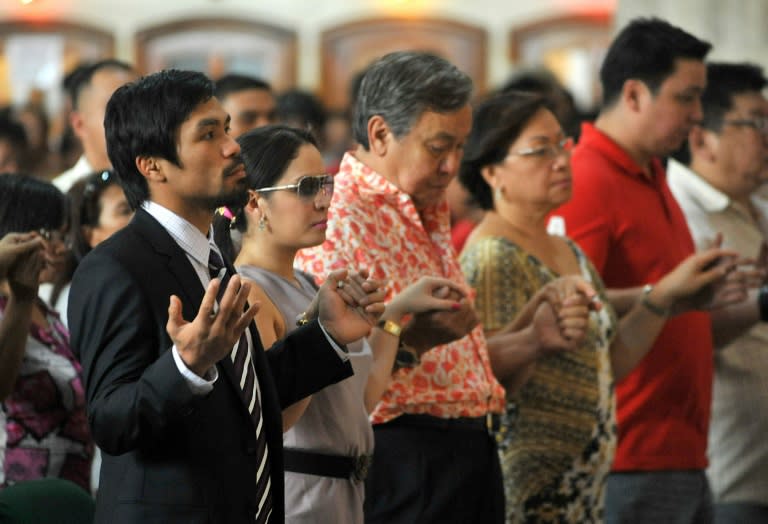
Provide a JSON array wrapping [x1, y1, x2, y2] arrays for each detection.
[[376, 318, 402, 338]]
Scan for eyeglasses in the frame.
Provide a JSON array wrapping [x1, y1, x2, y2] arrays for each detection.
[[257, 174, 334, 201], [507, 137, 574, 160], [722, 117, 768, 134]]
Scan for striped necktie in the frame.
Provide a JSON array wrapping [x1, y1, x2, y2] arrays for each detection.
[[208, 248, 273, 523]]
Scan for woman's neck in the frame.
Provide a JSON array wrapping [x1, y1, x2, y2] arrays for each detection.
[[235, 236, 299, 284], [487, 202, 549, 240]]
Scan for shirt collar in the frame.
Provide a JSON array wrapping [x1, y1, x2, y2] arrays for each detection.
[[340, 152, 451, 225], [667, 159, 731, 213], [578, 122, 666, 182], [142, 201, 214, 267]]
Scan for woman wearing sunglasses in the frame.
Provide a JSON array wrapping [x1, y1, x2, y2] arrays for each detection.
[[458, 92, 740, 523], [215, 125, 466, 524]]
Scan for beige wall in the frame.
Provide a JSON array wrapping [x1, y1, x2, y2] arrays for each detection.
[[0, 0, 616, 89]]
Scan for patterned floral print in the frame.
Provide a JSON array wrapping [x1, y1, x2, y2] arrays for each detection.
[[295, 153, 505, 424], [460, 236, 617, 524], [0, 297, 93, 491]]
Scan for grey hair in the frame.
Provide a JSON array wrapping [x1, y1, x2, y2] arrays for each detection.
[[352, 51, 473, 149]]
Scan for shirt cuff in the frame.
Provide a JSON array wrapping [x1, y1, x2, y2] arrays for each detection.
[[317, 320, 349, 361], [171, 345, 218, 394]]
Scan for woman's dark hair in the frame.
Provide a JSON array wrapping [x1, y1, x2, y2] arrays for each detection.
[[213, 125, 318, 262], [0, 173, 66, 237], [67, 170, 119, 263], [458, 91, 553, 210], [48, 170, 120, 306]]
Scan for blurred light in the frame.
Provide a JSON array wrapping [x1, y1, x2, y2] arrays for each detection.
[[20, 0, 37, 4]]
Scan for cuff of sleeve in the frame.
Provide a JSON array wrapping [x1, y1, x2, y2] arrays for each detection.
[[172, 345, 218, 395], [317, 320, 350, 361]]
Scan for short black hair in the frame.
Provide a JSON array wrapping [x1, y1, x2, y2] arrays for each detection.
[[700, 62, 768, 131], [0, 114, 28, 149], [214, 74, 272, 101], [65, 59, 134, 110], [353, 51, 472, 149], [276, 89, 327, 135], [105, 69, 215, 209], [600, 18, 711, 107], [459, 91, 553, 210], [0, 173, 66, 237]]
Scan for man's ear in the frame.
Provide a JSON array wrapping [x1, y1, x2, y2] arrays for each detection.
[[69, 110, 86, 141], [367, 115, 392, 157], [623, 79, 648, 113], [690, 126, 718, 163], [135, 156, 165, 182]]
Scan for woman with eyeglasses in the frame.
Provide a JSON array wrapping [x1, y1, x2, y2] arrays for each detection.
[[0, 174, 93, 492], [214, 125, 466, 524], [41, 170, 133, 328], [457, 92, 739, 523]]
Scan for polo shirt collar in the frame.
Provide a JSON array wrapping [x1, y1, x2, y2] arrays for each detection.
[[579, 122, 665, 182]]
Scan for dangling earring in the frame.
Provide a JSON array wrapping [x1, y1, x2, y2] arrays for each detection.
[[258, 216, 267, 231], [494, 186, 504, 200]]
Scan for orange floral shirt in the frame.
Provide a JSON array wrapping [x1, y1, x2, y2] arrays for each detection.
[[295, 153, 505, 424]]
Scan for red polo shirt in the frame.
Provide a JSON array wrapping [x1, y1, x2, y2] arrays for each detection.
[[552, 123, 712, 471]]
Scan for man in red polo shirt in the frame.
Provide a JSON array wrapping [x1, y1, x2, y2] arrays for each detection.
[[553, 18, 720, 523]]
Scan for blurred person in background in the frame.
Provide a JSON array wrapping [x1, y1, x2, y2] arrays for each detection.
[[0, 114, 28, 174], [52, 59, 136, 192], [215, 73, 277, 138], [45, 170, 133, 327], [0, 174, 93, 492], [667, 62, 768, 524]]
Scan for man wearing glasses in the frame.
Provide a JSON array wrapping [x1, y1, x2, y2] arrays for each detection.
[[667, 62, 768, 524]]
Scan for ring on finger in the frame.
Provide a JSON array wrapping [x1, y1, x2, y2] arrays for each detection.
[[337, 280, 345, 290]]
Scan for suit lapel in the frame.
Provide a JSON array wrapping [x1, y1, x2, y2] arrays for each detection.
[[133, 208, 257, 420]]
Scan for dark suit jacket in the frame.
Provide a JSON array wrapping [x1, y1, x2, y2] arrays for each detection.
[[68, 208, 353, 523]]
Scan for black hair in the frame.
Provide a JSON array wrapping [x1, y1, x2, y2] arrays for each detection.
[[459, 91, 553, 210], [276, 89, 327, 136], [213, 125, 317, 262], [600, 17, 711, 108], [0, 173, 66, 237], [0, 114, 28, 149], [104, 69, 215, 210], [353, 51, 472, 149], [65, 59, 134, 110], [67, 170, 121, 262], [215, 74, 272, 101], [701, 62, 768, 131]]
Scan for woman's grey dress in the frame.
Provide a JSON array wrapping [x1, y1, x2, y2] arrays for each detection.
[[237, 265, 374, 524]]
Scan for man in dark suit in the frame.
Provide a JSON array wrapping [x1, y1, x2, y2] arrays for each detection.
[[68, 69, 374, 523]]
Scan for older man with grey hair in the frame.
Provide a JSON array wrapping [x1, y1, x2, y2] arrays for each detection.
[[296, 51, 586, 524]]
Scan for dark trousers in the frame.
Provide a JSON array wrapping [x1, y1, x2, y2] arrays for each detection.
[[714, 502, 768, 524], [605, 470, 713, 524], [364, 415, 504, 524]]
